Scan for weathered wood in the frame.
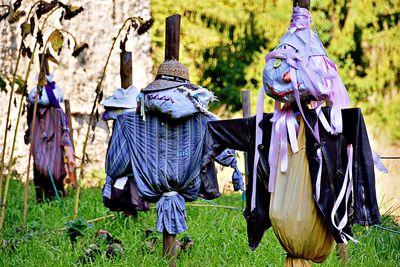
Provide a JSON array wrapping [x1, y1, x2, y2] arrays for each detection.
[[241, 90, 251, 187], [165, 14, 181, 61], [64, 100, 77, 189], [336, 243, 349, 262], [293, 0, 310, 9], [120, 51, 132, 89], [38, 53, 50, 75], [161, 14, 181, 265], [163, 232, 178, 267]]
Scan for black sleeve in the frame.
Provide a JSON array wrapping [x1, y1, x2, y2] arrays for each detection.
[[342, 108, 381, 226], [199, 117, 254, 199]]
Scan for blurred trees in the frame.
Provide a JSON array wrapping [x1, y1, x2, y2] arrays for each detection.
[[151, 0, 400, 142]]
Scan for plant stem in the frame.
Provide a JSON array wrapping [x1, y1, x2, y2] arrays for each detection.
[[0, 1, 41, 221], [74, 17, 140, 218], [22, 40, 50, 228], [0, 4, 60, 232]]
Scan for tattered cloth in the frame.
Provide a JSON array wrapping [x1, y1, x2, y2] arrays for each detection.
[[30, 107, 72, 195], [103, 112, 243, 234]]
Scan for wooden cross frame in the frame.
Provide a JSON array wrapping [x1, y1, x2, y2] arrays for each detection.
[[162, 14, 181, 267]]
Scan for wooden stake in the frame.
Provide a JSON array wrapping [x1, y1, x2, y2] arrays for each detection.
[[165, 14, 181, 61], [241, 90, 251, 187], [159, 14, 181, 264], [336, 243, 349, 262], [39, 53, 50, 75], [120, 51, 132, 89], [64, 100, 77, 189], [293, 0, 310, 9], [163, 231, 178, 267]]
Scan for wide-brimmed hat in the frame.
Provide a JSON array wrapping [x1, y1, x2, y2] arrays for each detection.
[[103, 85, 139, 108], [142, 60, 192, 92]]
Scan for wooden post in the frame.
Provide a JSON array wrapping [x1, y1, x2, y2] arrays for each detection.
[[293, 0, 310, 9], [292, 0, 348, 262], [120, 51, 132, 89], [241, 90, 251, 187], [39, 53, 50, 75], [161, 14, 181, 265], [64, 100, 77, 189], [336, 243, 349, 263], [165, 14, 180, 61]]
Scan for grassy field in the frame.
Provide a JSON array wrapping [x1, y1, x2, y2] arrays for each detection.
[[0, 179, 399, 267]]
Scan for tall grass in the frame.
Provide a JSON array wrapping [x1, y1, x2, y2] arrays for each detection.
[[1, 179, 399, 266]]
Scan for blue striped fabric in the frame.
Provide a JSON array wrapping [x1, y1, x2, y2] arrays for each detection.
[[104, 112, 242, 234]]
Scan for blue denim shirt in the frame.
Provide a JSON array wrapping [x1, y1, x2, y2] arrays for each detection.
[[103, 112, 243, 234]]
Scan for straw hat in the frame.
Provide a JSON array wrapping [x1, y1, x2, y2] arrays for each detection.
[[103, 85, 139, 109], [142, 60, 192, 92]]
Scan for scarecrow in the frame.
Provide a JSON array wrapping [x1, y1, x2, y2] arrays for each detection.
[[102, 85, 150, 216], [25, 73, 75, 203], [201, 4, 386, 267], [102, 58, 243, 261]]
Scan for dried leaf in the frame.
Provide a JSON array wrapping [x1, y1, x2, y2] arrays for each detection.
[[30, 16, 35, 35], [59, 10, 64, 24], [13, 0, 22, 11], [46, 51, 59, 65], [72, 42, 88, 57], [63, 6, 84, 20], [0, 6, 10, 21], [38, 70, 47, 87], [15, 76, 24, 88], [37, 30, 43, 49], [137, 18, 154, 35], [20, 22, 31, 38], [131, 20, 139, 30], [15, 77, 27, 95], [48, 29, 64, 52], [0, 77, 7, 93], [36, 1, 57, 20], [8, 10, 25, 24], [21, 41, 27, 57], [26, 47, 32, 58]]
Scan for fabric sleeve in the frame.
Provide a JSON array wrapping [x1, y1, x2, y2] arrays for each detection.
[[200, 117, 253, 198], [215, 149, 244, 191], [342, 108, 381, 226], [105, 119, 132, 179]]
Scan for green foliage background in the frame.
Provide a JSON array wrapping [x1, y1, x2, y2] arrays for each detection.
[[150, 0, 400, 143]]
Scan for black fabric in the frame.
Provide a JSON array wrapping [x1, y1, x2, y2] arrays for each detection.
[[201, 107, 380, 249], [103, 176, 150, 213]]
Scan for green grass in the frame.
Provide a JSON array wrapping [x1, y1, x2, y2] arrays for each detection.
[[1, 179, 399, 266]]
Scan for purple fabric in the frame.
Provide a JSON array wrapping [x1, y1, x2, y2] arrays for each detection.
[[44, 81, 61, 109], [257, 6, 352, 196], [44, 80, 70, 129]]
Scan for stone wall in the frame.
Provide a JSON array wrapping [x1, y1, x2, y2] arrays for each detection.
[[0, 0, 153, 179]]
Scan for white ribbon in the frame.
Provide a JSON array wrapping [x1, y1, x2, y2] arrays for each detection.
[[163, 191, 178, 197], [330, 144, 358, 243]]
